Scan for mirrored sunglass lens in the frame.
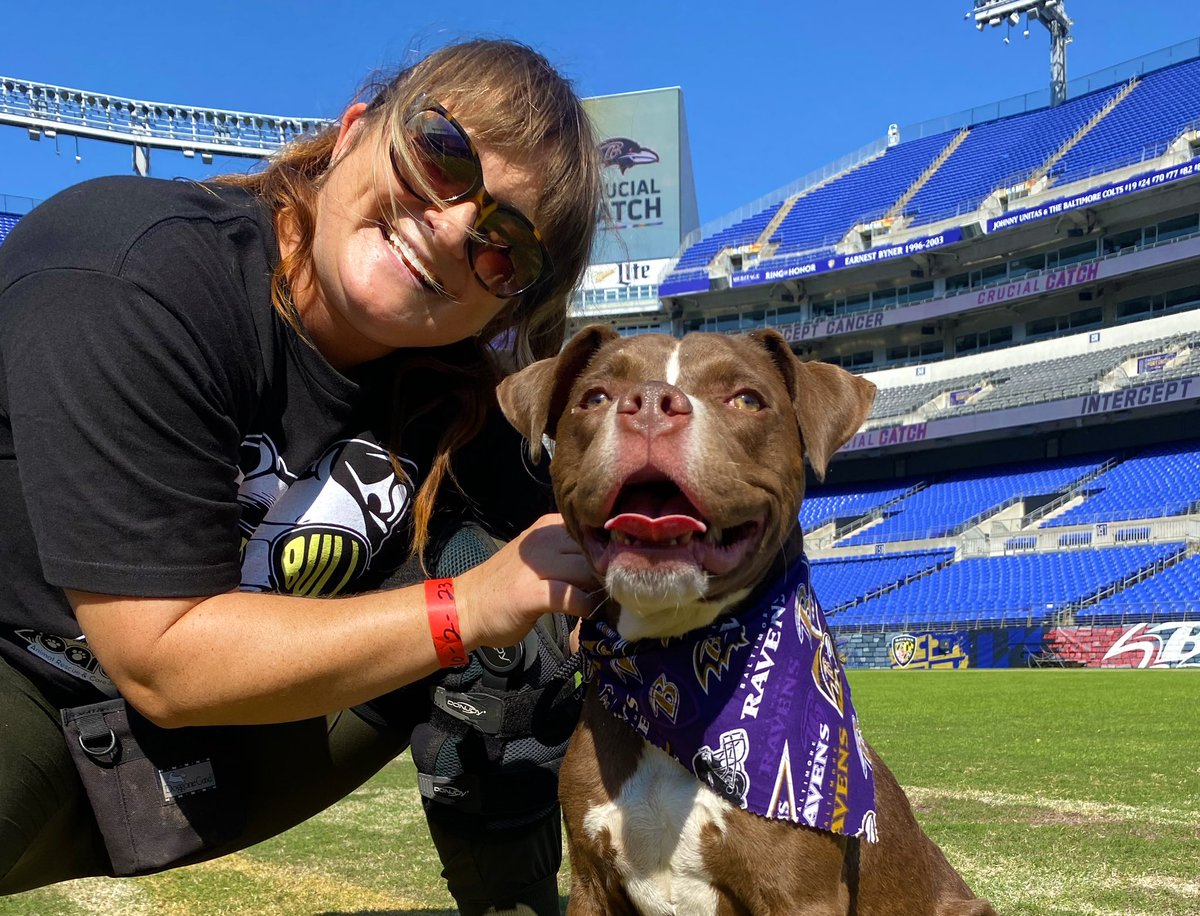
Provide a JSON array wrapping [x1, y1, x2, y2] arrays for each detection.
[[474, 210, 544, 296], [411, 111, 477, 198]]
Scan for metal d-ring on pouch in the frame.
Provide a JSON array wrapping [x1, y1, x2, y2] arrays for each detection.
[[74, 705, 119, 759], [60, 697, 247, 876]]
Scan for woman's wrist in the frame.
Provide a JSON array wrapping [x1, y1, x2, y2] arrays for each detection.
[[424, 578, 468, 668]]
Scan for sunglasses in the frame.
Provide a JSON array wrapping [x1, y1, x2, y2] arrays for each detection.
[[392, 100, 550, 299]]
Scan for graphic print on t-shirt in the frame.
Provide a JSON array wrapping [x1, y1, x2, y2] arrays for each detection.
[[238, 435, 415, 595], [236, 434, 296, 548]]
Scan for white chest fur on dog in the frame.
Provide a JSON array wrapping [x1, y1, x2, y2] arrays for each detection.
[[582, 743, 728, 916]]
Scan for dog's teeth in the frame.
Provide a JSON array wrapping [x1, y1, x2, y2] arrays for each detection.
[[705, 526, 723, 544], [678, 532, 693, 546]]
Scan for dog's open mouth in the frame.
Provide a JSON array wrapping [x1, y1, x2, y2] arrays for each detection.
[[585, 474, 764, 577]]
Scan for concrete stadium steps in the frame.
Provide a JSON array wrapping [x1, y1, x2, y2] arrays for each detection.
[[1034, 78, 1142, 187], [884, 127, 971, 225]]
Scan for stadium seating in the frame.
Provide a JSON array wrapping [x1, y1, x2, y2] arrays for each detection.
[[865, 333, 1199, 425], [829, 543, 1182, 629], [835, 454, 1109, 545], [807, 434, 1199, 631], [799, 480, 922, 531], [671, 200, 785, 272], [765, 131, 955, 257], [812, 549, 954, 614], [870, 377, 964, 422], [1043, 439, 1200, 525], [1052, 56, 1200, 186], [1081, 551, 1200, 621], [905, 86, 1122, 228], [0, 212, 19, 245]]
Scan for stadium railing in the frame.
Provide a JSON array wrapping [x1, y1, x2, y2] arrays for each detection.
[[0, 193, 39, 215]]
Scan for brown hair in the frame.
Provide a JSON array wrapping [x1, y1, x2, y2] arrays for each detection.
[[216, 39, 602, 563]]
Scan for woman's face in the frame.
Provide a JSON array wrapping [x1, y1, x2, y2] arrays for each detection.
[[297, 102, 545, 369]]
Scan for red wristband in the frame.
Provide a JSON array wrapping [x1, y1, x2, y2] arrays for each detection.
[[425, 578, 468, 668]]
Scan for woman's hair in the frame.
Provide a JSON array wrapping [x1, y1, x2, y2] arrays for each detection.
[[215, 39, 602, 562]]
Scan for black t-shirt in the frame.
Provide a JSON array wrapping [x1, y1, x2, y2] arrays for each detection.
[[0, 176, 549, 708]]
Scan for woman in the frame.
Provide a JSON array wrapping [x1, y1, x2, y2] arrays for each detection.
[[0, 38, 602, 914]]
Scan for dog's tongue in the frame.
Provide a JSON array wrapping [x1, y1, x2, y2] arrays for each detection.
[[605, 513, 707, 542]]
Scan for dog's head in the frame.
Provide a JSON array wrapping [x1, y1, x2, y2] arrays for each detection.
[[498, 326, 874, 640]]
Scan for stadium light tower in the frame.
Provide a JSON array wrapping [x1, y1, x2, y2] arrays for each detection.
[[968, 0, 1073, 106], [0, 76, 329, 176]]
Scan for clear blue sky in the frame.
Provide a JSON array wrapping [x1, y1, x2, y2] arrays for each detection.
[[2, 1, 1198, 228]]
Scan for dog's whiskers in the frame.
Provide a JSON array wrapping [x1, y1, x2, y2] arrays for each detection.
[[582, 587, 613, 619]]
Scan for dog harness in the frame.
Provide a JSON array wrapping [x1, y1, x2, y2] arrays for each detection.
[[580, 553, 878, 840]]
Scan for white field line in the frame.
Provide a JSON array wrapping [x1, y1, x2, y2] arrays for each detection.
[[53, 876, 188, 916], [49, 851, 424, 916], [906, 785, 1200, 828], [1131, 874, 1200, 899], [190, 852, 423, 910], [948, 853, 1200, 916]]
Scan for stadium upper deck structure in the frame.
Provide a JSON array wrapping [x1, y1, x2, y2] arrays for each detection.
[[567, 38, 1200, 658], [1, 38, 1197, 665]]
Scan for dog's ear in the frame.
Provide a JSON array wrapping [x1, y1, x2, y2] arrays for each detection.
[[748, 329, 876, 481], [496, 324, 619, 463]]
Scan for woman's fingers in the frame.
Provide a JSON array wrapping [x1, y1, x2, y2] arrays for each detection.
[[542, 578, 605, 619], [455, 515, 600, 648]]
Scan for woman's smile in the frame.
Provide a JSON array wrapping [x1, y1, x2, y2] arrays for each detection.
[[383, 226, 442, 293]]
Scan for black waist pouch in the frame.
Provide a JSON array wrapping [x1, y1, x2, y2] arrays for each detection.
[[61, 698, 247, 876]]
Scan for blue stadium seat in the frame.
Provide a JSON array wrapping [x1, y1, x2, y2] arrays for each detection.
[[766, 131, 956, 257], [832, 544, 1182, 630], [670, 201, 786, 273], [1052, 57, 1200, 186], [800, 479, 923, 531], [837, 454, 1109, 545], [0, 212, 21, 245], [1044, 440, 1200, 526], [1082, 553, 1200, 622], [906, 86, 1121, 228], [813, 549, 954, 614]]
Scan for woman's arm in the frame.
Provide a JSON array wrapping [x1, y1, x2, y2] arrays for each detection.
[[71, 515, 595, 728]]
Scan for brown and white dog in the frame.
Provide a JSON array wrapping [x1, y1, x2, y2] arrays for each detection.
[[498, 326, 996, 916]]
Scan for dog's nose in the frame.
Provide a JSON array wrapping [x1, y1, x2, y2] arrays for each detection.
[[617, 381, 692, 436]]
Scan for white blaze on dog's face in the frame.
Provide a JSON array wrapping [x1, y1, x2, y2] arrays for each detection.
[[498, 326, 875, 641]]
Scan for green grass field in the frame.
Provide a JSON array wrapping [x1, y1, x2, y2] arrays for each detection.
[[4, 669, 1198, 915]]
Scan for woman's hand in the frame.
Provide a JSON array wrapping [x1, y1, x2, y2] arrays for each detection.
[[68, 514, 599, 727], [453, 514, 599, 650]]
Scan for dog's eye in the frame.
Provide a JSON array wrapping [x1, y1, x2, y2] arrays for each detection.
[[729, 391, 763, 412], [581, 389, 611, 409]]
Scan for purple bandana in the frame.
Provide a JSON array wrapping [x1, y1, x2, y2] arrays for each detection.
[[580, 554, 878, 840]]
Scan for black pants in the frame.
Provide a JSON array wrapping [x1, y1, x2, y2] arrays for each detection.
[[0, 657, 562, 914]]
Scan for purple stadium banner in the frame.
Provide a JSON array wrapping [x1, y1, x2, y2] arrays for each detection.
[[1137, 352, 1176, 373], [727, 228, 964, 290], [843, 375, 1199, 453], [949, 386, 982, 406], [988, 159, 1200, 233]]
